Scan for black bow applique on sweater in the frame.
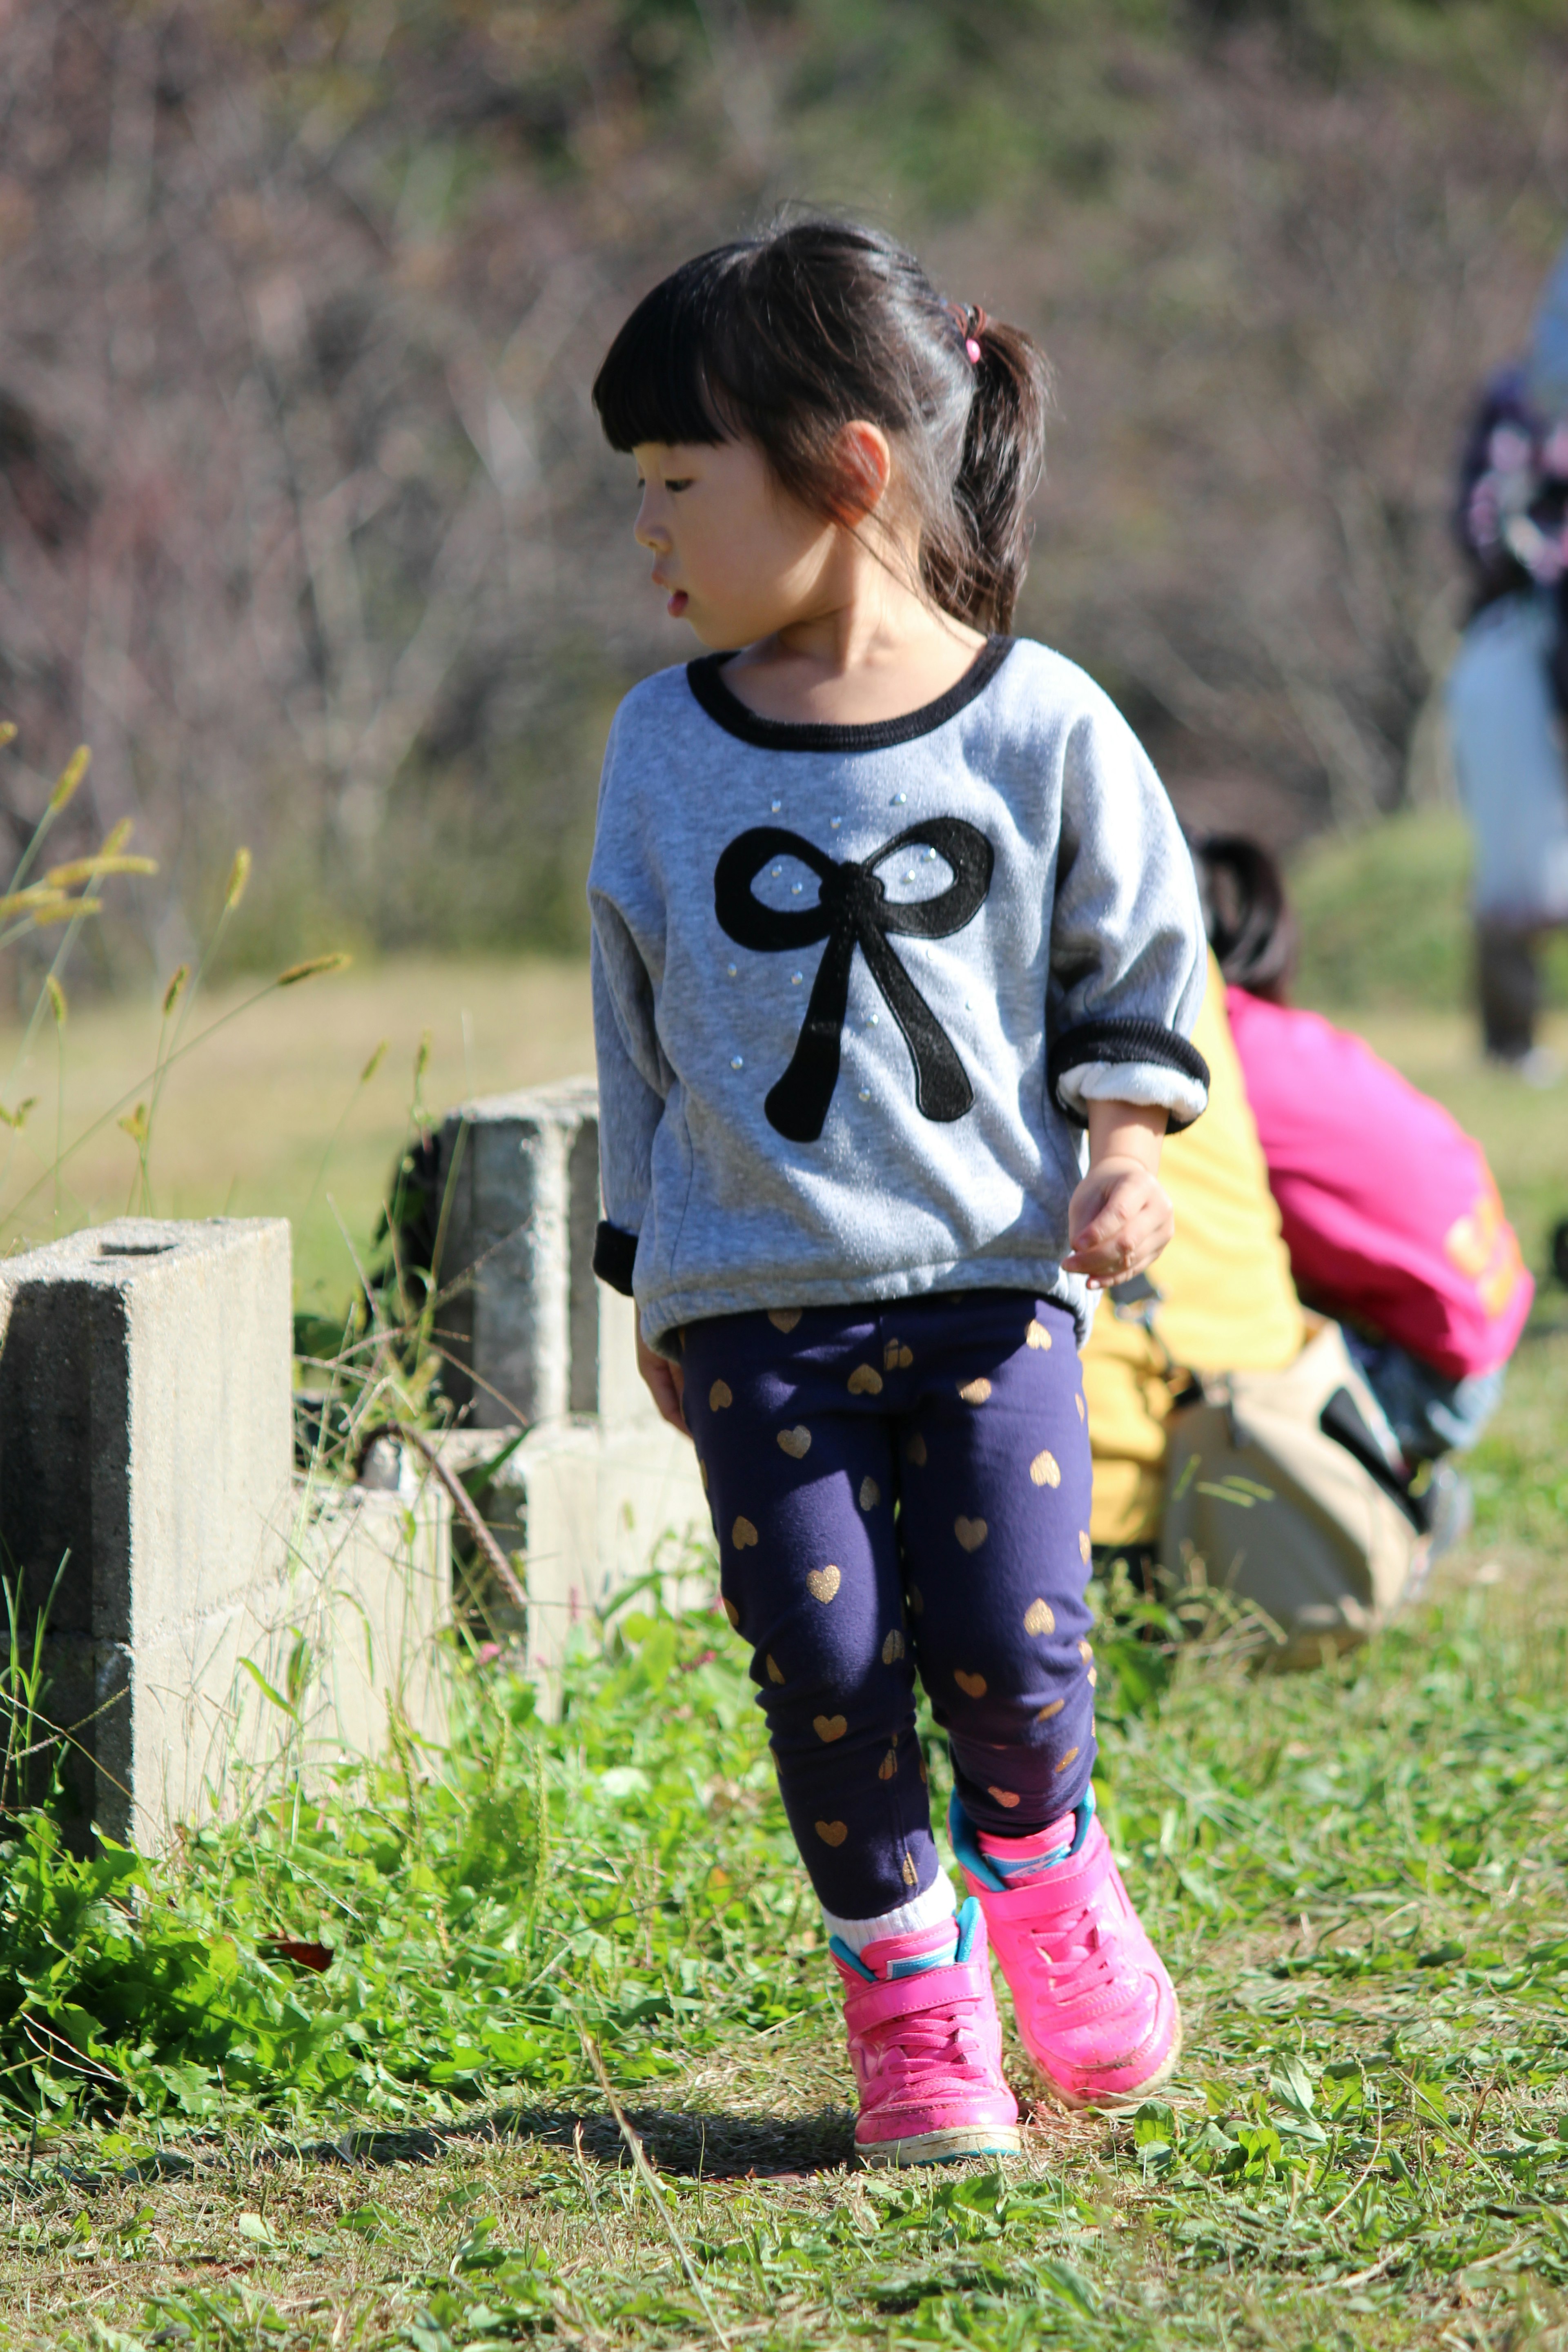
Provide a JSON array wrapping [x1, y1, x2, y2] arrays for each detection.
[[714, 820, 993, 1143]]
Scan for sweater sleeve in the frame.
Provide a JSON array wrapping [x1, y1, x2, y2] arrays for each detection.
[[1046, 701, 1210, 1132], [587, 699, 672, 1296], [589, 902, 667, 1294]]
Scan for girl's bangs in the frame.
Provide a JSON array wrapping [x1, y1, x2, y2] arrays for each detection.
[[592, 269, 732, 453]]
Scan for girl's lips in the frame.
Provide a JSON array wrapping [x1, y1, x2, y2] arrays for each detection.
[[666, 590, 688, 617]]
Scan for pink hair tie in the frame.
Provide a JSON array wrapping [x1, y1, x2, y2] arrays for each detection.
[[946, 300, 987, 365]]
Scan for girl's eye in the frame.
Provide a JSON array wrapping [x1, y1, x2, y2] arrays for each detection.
[[666, 477, 694, 494]]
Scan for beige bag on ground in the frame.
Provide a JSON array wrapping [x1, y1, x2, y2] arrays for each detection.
[[1157, 1315, 1431, 1668]]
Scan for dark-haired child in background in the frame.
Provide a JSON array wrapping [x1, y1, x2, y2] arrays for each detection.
[[586, 220, 1209, 2164]]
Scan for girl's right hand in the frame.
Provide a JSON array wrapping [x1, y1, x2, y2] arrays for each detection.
[[636, 1323, 690, 1437]]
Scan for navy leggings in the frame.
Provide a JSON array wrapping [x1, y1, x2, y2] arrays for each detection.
[[681, 1290, 1097, 1922]]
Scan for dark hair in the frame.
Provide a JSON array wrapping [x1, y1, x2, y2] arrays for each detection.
[[592, 218, 1051, 634], [1191, 834, 1297, 1004]]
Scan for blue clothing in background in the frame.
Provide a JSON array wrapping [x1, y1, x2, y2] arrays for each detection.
[[1342, 1328, 1504, 1464], [1446, 590, 1568, 929]]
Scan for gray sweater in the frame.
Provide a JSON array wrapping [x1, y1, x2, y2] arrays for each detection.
[[588, 637, 1209, 1352]]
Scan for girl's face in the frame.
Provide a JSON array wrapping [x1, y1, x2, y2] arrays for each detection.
[[632, 437, 839, 647]]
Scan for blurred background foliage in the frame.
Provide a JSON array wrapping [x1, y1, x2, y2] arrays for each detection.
[[1, 0, 1566, 984]]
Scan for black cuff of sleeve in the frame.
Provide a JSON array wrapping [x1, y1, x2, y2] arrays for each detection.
[[1047, 1019, 1211, 1134], [593, 1221, 638, 1296]]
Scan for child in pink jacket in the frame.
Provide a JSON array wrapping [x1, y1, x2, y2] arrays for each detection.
[[1194, 838, 1532, 1464]]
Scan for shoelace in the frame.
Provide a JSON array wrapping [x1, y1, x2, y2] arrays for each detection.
[[1017, 1907, 1124, 2005], [858, 1996, 991, 2082]]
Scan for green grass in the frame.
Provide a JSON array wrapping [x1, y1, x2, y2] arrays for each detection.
[[0, 1310, 1566, 2350], [1291, 813, 1568, 1016]]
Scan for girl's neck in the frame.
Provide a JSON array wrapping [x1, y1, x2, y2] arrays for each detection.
[[720, 537, 989, 729]]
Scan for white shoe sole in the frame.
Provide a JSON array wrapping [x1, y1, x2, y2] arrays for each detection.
[[856, 2122, 1023, 2167]]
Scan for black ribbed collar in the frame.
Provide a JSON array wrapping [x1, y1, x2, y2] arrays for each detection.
[[685, 635, 1014, 753]]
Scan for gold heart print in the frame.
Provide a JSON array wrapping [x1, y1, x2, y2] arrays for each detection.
[[1026, 1318, 1052, 1350], [805, 1565, 841, 1604], [1054, 1746, 1081, 1773], [813, 1713, 848, 1743], [815, 1820, 849, 1847], [709, 1379, 733, 1410], [1030, 1448, 1061, 1488], [847, 1363, 884, 1395], [954, 1515, 988, 1552], [881, 1628, 906, 1664], [858, 1477, 881, 1511], [901, 1851, 918, 1887], [878, 1749, 898, 1781], [1023, 1597, 1055, 1635], [731, 1516, 758, 1550], [906, 1433, 928, 1467], [766, 1652, 785, 1684], [1079, 1529, 1092, 1565], [883, 1339, 914, 1370], [958, 1376, 992, 1405], [697, 1457, 709, 1491], [1036, 1697, 1064, 1721], [954, 1669, 988, 1698], [768, 1307, 803, 1332], [1075, 1393, 1085, 1421], [722, 1597, 740, 1628], [988, 1786, 1021, 1809], [909, 1584, 924, 1614], [1087, 1665, 1098, 1688], [777, 1425, 812, 1459], [1078, 1638, 1094, 1661]]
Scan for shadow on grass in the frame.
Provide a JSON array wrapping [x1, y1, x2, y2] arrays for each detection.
[[306, 2103, 858, 2179]]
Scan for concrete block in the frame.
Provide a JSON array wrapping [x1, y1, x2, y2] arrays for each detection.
[[441, 1414, 713, 1713], [0, 1217, 294, 1642], [430, 1074, 715, 1710], [128, 1474, 450, 1839], [0, 1218, 451, 1846], [436, 1079, 601, 1428], [0, 1218, 294, 1835], [434, 1080, 660, 1431]]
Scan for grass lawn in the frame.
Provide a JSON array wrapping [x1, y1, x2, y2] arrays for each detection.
[[0, 969, 1565, 2350]]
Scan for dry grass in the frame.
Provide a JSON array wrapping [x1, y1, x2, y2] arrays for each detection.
[[0, 956, 594, 1312]]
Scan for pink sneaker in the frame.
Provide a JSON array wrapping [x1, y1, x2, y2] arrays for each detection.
[[950, 1791, 1181, 2110], [830, 1898, 1022, 2166]]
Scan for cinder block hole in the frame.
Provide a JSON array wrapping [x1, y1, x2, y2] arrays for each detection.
[[98, 1241, 175, 1257]]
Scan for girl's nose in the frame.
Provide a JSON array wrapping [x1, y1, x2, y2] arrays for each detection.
[[633, 494, 668, 552]]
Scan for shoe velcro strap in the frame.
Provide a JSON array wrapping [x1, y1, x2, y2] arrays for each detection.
[[844, 1957, 991, 2029], [978, 1852, 1105, 1919]]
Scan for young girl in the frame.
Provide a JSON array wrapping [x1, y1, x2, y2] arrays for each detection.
[[586, 220, 1209, 2167]]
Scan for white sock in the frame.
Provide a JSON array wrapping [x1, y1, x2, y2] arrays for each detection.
[[821, 1870, 958, 1955]]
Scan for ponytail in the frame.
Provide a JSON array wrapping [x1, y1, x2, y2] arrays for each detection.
[[932, 312, 1051, 634]]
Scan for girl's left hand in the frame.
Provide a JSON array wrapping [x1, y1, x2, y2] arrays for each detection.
[[636, 1323, 690, 1436], [1063, 1156, 1175, 1289]]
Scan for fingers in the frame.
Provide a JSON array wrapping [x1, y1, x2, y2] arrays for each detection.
[[636, 1330, 692, 1438], [647, 1361, 690, 1437], [1064, 1170, 1174, 1287]]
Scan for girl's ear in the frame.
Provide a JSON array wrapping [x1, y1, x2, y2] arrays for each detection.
[[829, 420, 893, 526]]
